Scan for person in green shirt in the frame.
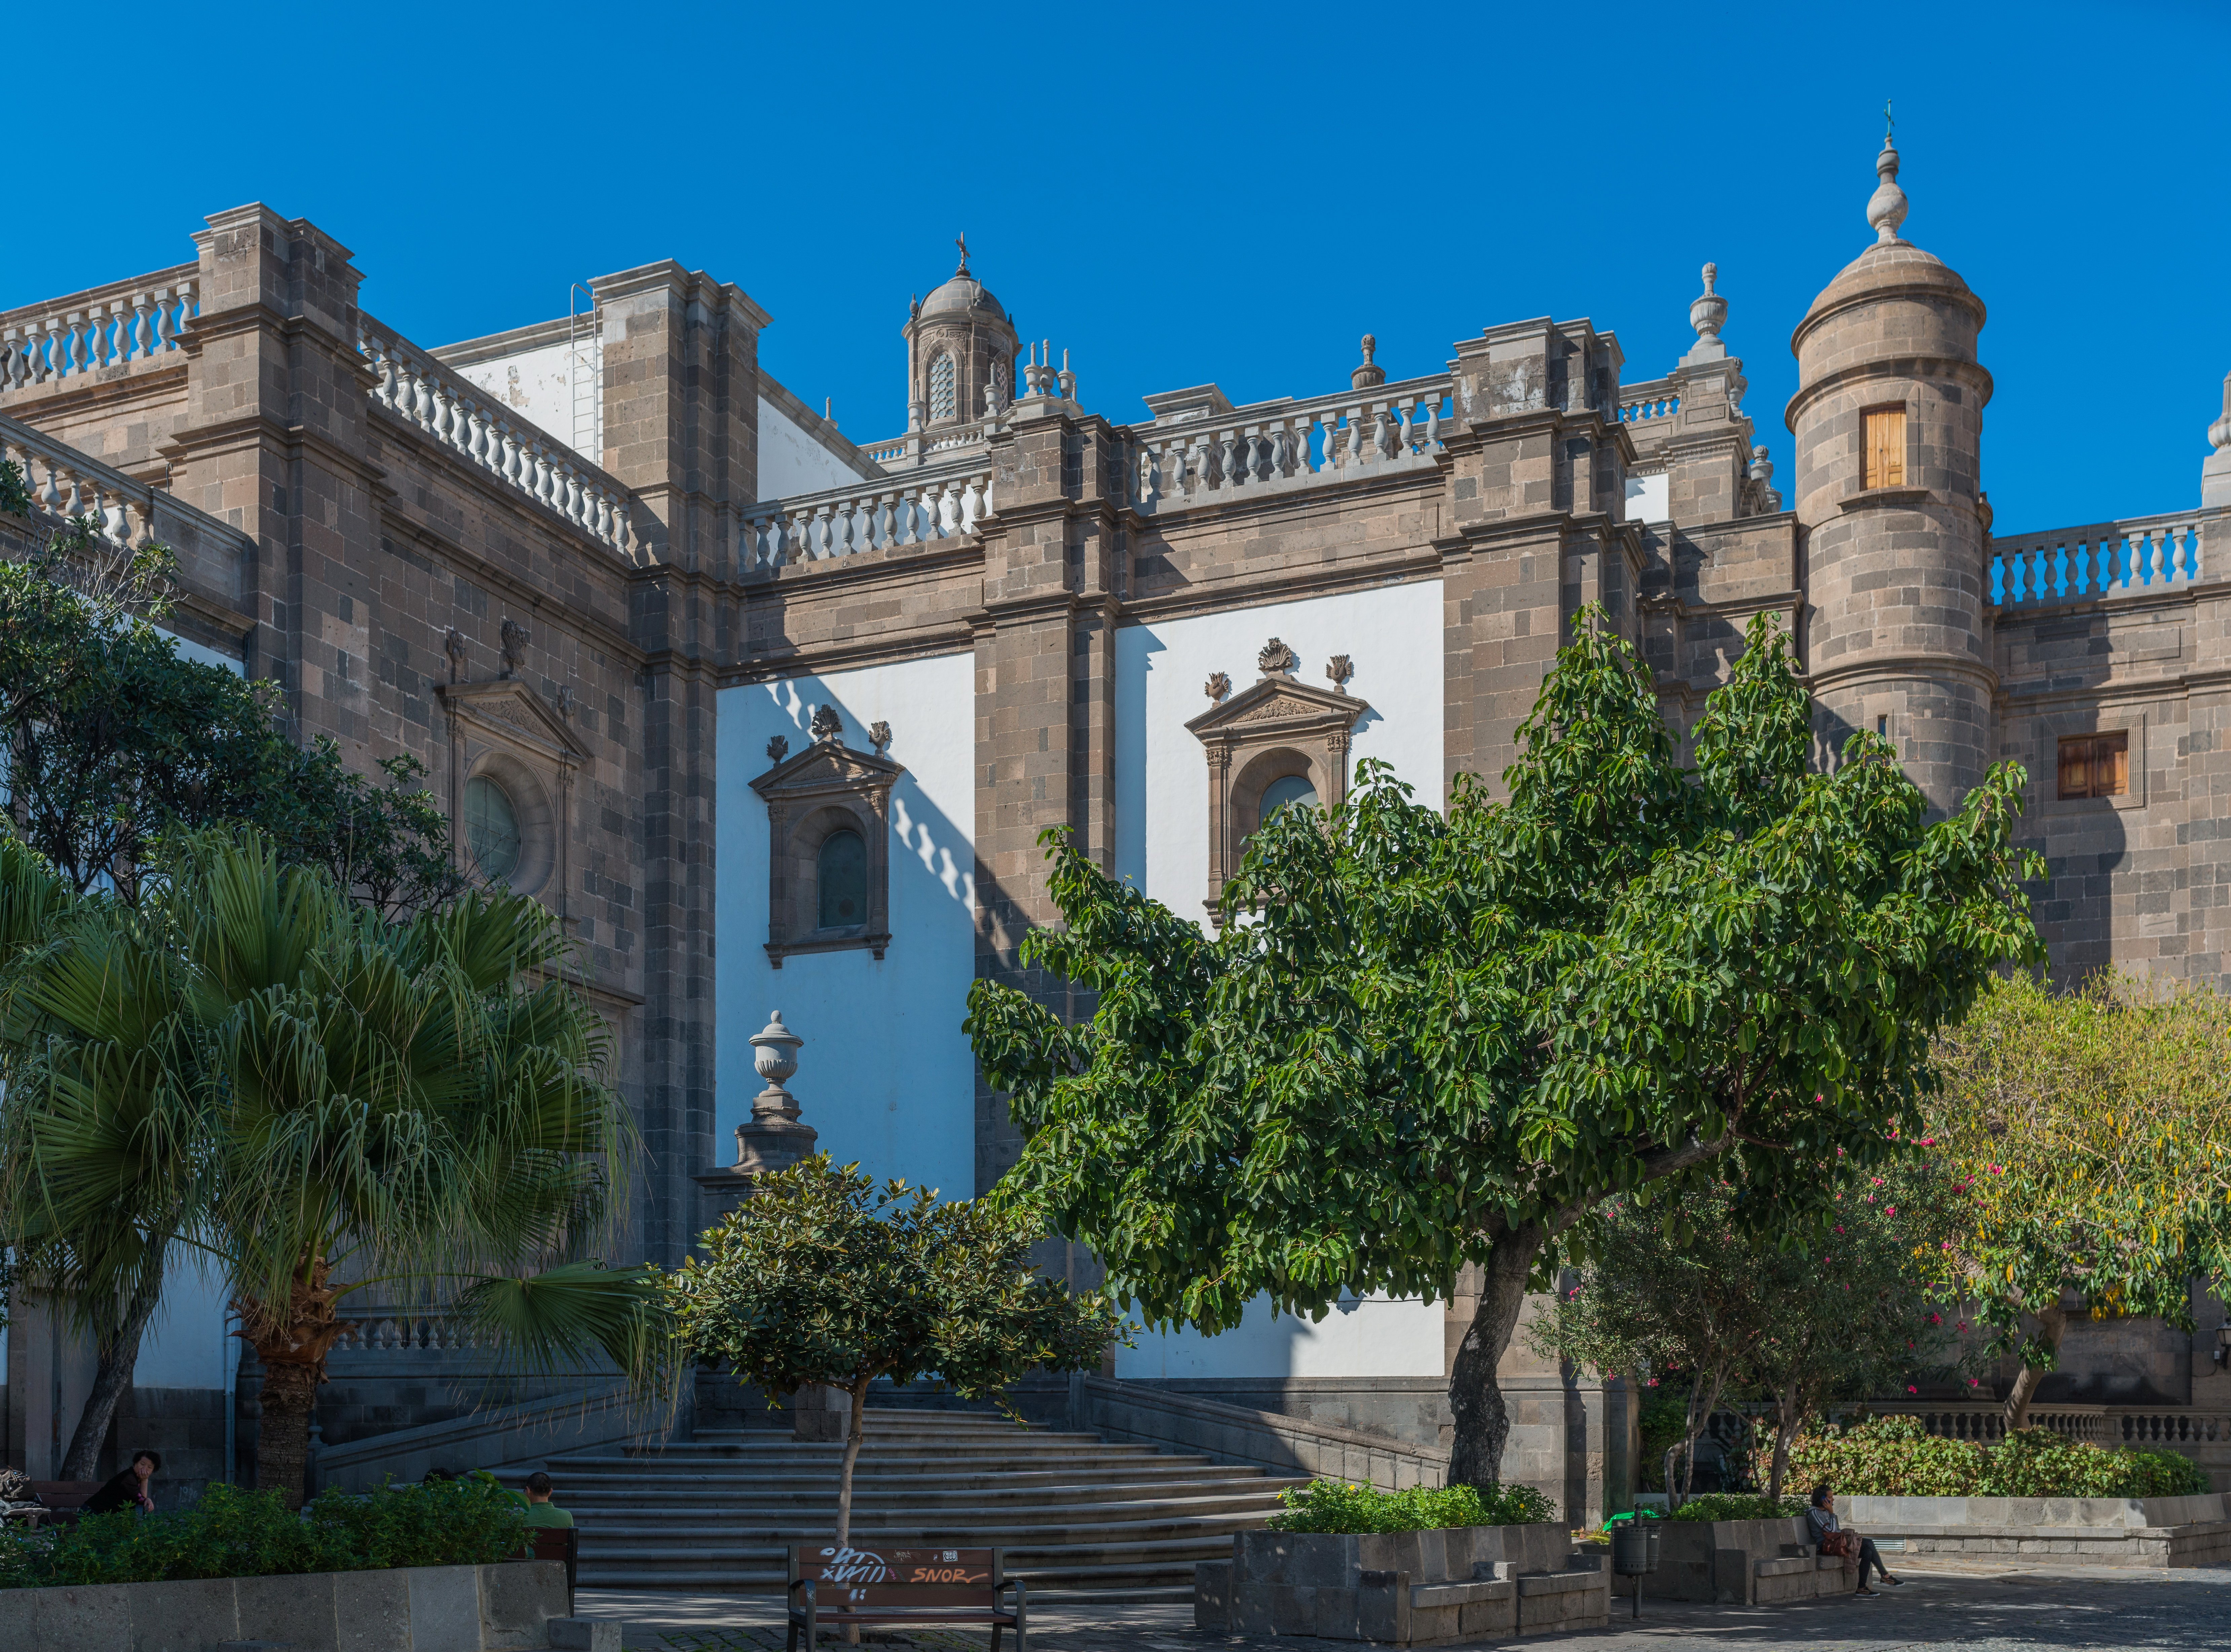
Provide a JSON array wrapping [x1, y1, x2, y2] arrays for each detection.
[[517, 1471, 574, 1528]]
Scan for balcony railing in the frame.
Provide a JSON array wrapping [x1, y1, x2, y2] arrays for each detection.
[[742, 453, 995, 570], [357, 314, 644, 560], [1128, 376, 1454, 517], [1, 410, 255, 572], [1616, 376, 1681, 426], [0, 266, 200, 395], [1990, 509, 2223, 607]]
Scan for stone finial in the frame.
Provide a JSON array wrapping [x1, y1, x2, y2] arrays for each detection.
[[716, 1010, 818, 1178], [766, 734, 789, 764], [1352, 334, 1386, 390], [1258, 637, 1299, 676], [1057, 348, 1075, 402], [750, 1011, 803, 1119], [809, 703, 843, 743], [2205, 369, 2231, 509], [1867, 136, 1909, 246], [444, 627, 466, 684], [869, 720, 892, 753], [1326, 654, 1354, 693], [1205, 671, 1231, 701], [1690, 264, 1727, 341], [1749, 444, 1782, 513], [499, 617, 529, 680], [555, 685, 575, 720]]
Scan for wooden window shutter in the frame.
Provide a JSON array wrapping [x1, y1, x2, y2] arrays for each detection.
[[1863, 407, 1906, 489], [2059, 736, 2088, 799], [2057, 730, 2131, 799]]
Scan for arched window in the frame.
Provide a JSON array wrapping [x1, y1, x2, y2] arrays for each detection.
[[817, 829, 867, 929], [465, 775, 521, 883], [929, 353, 956, 422], [1258, 774, 1319, 823]]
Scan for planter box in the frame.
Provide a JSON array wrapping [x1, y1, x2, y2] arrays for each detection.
[[0, 1560, 568, 1652], [1194, 1524, 1607, 1645], [1843, 1493, 2231, 1568], [1637, 1518, 1847, 1606]]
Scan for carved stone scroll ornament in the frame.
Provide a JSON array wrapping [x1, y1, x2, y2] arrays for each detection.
[[1257, 637, 1299, 676], [1326, 654, 1354, 693], [444, 627, 467, 684], [499, 617, 529, 680], [810, 704, 843, 743], [869, 720, 893, 753], [767, 735, 790, 763], [1205, 671, 1232, 702]]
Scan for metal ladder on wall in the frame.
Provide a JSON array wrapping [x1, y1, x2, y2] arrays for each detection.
[[568, 283, 602, 466]]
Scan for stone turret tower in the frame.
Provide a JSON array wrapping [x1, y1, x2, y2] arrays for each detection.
[[1788, 130, 1994, 813], [903, 236, 1019, 432]]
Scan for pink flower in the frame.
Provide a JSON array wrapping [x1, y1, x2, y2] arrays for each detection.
[[1835, 1226, 1846, 1234], [1926, 1313, 1942, 1324], [1920, 1137, 1937, 1146], [1886, 1207, 1897, 1216], [1871, 1178, 1884, 1187], [1907, 1385, 1918, 1394], [1647, 1378, 1659, 1387], [1968, 1378, 1980, 1387], [1989, 1164, 2005, 1175], [1942, 1241, 1954, 1251], [1836, 1147, 1845, 1157], [1957, 1321, 1968, 1333]]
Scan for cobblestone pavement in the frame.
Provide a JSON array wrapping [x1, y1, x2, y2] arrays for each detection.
[[580, 1562, 2231, 1651]]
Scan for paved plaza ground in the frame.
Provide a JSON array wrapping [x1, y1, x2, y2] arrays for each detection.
[[579, 1559, 2231, 1652]]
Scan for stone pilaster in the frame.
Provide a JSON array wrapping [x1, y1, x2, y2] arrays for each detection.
[[164, 204, 378, 753]]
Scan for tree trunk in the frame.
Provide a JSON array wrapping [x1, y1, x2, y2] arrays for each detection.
[[834, 1379, 869, 1546], [241, 1259, 345, 1511], [61, 1248, 168, 1480], [1446, 1222, 1544, 1492], [1673, 1368, 1727, 1505], [1766, 1389, 1806, 1506], [2003, 1301, 2068, 1433]]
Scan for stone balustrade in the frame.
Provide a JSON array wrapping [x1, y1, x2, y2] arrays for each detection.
[[742, 462, 995, 569], [1990, 507, 2225, 606], [1616, 378, 1681, 425], [1869, 1401, 2113, 1444], [1, 412, 257, 582], [357, 314, 641, 559], [0, 266, 200, 394], [330, 1305, 503, 1355], [1129, 376, 1454, 516]]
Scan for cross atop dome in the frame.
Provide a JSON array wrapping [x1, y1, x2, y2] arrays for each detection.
[[954, 232, 969, 276]]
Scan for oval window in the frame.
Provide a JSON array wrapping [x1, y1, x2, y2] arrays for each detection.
[[817, 828, 867, 929], [1259, 774, 1319, 824], [465, 775, 522, 883]]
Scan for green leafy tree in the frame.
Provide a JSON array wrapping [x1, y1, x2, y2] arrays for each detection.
[[1742, 1159, 1968, 1500], [0, 521, 461, 916], [966, 609, 2042, 1489], [1527, 1186, 1774, 1502], [1926, 971, 2231, 1428], [662, 1156, 1128, 1544], [0, 831, 658, 1506]]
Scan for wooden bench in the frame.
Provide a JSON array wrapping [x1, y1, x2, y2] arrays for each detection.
[[787, 1543, 1025, 1652], [514, 1526, 577, 1612], [29, 1481, 105, 1526]]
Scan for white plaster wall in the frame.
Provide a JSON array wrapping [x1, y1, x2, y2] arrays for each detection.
[[1624, 473, 1669, 524], [132, 1249, 232, 1390], [451, 337, 590, 458], [1111, 579, 1448, 1379], [716, 654, 978, 1203], [758, 397, 873, 499]]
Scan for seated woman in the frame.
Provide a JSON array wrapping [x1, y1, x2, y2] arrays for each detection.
[[1807, 1481, 1901, 1595], [83, 1450, 160, 1516]]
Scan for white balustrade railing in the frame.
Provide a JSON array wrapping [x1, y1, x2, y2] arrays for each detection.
[[357, 314, 641, 559], [1990, 510, 2218, 606], [743, 462, 995, 570], [1129, 376, 1455, 515], [0, 411, 259, 575], [1617, 383, 1681, 425], [1, 268, 201, 395], [330, 1306, 503, 1355]]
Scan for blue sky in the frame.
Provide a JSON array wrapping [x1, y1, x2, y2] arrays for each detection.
[[4, 1, 2224, 532]]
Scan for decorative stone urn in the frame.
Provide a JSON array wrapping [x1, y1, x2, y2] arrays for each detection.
[[691, 1010, 821, 1230]]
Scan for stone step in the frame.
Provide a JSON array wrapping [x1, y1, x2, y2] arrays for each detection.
[[549, 1464, 1268, 1493], [579, 1503, 1291, 1547], [556, 1481, 1296, 1514]]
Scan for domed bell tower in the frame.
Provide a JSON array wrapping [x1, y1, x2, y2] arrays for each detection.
[[903, 235, 1020, 431], [1788, 128, 1995, 815]]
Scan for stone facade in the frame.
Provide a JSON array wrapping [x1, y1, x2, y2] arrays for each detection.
[[4, 132, 2230, 1509]]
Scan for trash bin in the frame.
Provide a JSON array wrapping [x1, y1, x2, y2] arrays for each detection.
[[1610, 1517, 1659, 1619]]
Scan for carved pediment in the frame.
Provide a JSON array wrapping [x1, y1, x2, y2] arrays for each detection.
[[1185, 675, 1368, 742], [437, 679, 590, 763], [751, 739, 906, 800]]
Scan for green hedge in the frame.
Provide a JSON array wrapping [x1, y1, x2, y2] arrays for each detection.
[[1665, 1493, 1806, 1523], [1776, 1417, 2209, 1500], [0, 1476, 529, 1589], [1269, 1478, 1558, 1534]]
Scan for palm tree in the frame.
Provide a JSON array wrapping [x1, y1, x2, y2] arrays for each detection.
[[0, 830, 661, 1505]]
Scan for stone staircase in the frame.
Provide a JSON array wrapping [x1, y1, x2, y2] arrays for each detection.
[[551, 1406, 1305, 1601]]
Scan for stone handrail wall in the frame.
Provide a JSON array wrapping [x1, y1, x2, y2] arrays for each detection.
[[1077, 1374, 1448, 1492], [357, 313, 643, 560], [1865, 1401, 2113, 1444], [331, 1304, 505, 1356], [1, 410, 255, 577], [1126, 374, 1455, 517], [0, 265, 200, 395], [741, 458, 995, 570], [1990, 505, 2229, 607]]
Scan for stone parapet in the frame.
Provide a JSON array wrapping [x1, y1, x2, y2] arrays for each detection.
[[1846, 1492, 2231, 1568]]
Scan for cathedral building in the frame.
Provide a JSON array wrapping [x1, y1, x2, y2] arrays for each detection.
[[4, 134, 2229, 1516]]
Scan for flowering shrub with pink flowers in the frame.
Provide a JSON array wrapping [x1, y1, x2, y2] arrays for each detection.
[[1770, 1415, 2208, 1499]]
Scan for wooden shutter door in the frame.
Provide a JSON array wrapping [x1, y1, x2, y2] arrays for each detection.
[[1863, 408, 1906, 489]]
